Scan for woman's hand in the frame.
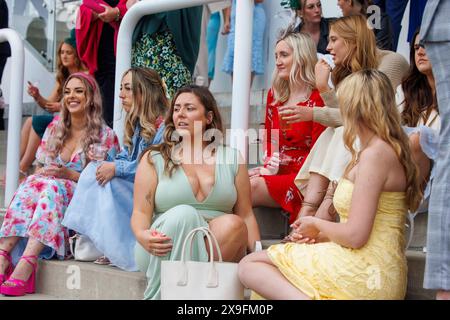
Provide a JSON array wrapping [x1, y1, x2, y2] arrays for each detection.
[[137, 229, 173, 257], [248, 167, 262, 179], [295, 216, 320, 240], [27, 82, 40, 100], [95, 162, 115, 186], [278, 105, 313, 123], [315, 59, 332, 93], [41, 164, 72, 180], [260, 152, 280, 175], [98, 4, 119, 23], [45, 102, 61, 113]]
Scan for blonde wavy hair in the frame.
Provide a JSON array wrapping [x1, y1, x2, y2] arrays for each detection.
[[46, 73, 104, 163], [123, 68, 168, 150], [329, 15, 378, 86], [145, 85, 224, 177], [272, 29, 318, 104], [337, 69, 422, 212]]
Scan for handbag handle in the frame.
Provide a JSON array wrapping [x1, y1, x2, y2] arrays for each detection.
[[177, 227, 223, 288]]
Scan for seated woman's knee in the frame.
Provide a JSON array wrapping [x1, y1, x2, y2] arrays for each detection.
[[219, 214, 247, 238]]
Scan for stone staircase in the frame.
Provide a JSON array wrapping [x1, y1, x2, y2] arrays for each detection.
[[0, 92, 438, 300]]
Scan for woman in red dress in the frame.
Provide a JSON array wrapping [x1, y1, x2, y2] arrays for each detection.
[[249, 30, 326, 224]]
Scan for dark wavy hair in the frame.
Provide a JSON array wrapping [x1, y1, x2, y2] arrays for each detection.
[[401, 29, 438, 127], [145, 85, 224, 176]]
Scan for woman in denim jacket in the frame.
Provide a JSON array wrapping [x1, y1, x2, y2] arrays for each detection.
[[62, 67, 168, 271]]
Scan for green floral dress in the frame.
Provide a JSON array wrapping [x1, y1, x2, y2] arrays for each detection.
[[131, 29, 192, 98]]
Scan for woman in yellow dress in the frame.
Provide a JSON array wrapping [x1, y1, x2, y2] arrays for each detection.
[[238, 69, 423, 300]]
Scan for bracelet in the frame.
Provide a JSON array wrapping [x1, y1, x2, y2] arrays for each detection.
[[114, 7, 120, 21]]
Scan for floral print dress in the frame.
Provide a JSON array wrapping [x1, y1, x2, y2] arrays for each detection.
[[0, 118, 120, 259]]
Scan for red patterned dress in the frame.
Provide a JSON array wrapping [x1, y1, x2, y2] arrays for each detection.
[[262, 89, 326, 223]]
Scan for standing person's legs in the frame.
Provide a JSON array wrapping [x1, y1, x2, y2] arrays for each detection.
[[422, 41, 450, 299], [206, 12, 221, 84], [385, 0, 409, 50], [95, 68, 115, 128]]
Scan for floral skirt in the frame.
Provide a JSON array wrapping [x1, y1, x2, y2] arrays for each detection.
[[131, 29, 192, 98]]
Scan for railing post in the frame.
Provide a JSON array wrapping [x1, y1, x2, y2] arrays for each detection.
[[113, 0, 252, 153], [229, 0, 253, 159], [0, 28, 24, 207]]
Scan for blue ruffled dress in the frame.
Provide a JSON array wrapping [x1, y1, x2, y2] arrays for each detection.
[[62, 124, 164, 271]]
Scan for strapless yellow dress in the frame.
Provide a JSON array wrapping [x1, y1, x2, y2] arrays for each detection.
[[266, 178, 408, 300]]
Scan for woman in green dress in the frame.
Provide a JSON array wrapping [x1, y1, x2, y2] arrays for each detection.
[[131, 85, 261, 300]]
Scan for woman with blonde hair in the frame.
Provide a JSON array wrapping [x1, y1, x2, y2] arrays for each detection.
[[62, 67, 167, 270], [239, 69, 422, 300], [132, 85, 260, 299], [0, 73, 119, 296], [279, 15, 408, 238], [248, 30, 326, 224]]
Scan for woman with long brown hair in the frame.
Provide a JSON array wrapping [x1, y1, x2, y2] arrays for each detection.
[[19, 31, 87, 177], [0, 73, 119, 297], [63, 67, 167, 271], [131, 85, 260, 299], [239, 69, 422, 300]]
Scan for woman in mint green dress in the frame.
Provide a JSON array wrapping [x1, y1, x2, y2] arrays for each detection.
[[132, 85, 261, 300]]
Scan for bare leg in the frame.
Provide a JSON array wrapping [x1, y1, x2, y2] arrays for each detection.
[[0, 237, 21, 275], [209, 214, 247, 262], [4, 238, 43, 282], [20, 117, 32, 158], [436, 290, 450, 300], [298, 172, 330, 218], [249, 176, 280, 208], [409, 133, 431, 186], [238, 251, 311, 300], [19, 126, 41, 174]]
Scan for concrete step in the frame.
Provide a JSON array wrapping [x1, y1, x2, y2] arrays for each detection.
[[405, 250, 435, 300], [36, 260, 146, 300], [0, 293, 59, 300]]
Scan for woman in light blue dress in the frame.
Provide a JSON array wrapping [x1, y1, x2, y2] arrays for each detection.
[[222, 0, 266, 86], [132, 85, 261, 299], [62, 68, 168, 271]]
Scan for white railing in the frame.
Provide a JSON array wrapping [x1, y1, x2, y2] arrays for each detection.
[[0, 28, 25, 207], [113, 0, 253, 157]]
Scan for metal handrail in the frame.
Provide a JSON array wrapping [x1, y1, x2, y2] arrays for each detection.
[[113, 0, 253, 157], [0, 28, 25, 207]]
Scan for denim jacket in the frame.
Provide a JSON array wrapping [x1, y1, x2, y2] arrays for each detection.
[[111, 124, 165, 181]]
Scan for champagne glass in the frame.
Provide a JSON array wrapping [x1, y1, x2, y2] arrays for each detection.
[[89, 143, 108, 164]]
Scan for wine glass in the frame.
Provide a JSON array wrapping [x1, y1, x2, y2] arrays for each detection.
[[89, 143, 108, 164]]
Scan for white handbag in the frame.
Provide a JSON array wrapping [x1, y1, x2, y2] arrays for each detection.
[[69, 234, 103, 262], [161, 227, 244, 300]]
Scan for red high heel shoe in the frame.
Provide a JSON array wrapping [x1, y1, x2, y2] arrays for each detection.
[[0, 255, 37, 296], [0, 249, 13, 285]]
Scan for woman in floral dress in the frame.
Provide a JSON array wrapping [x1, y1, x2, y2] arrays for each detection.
[[0, 73, 119, 297]]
